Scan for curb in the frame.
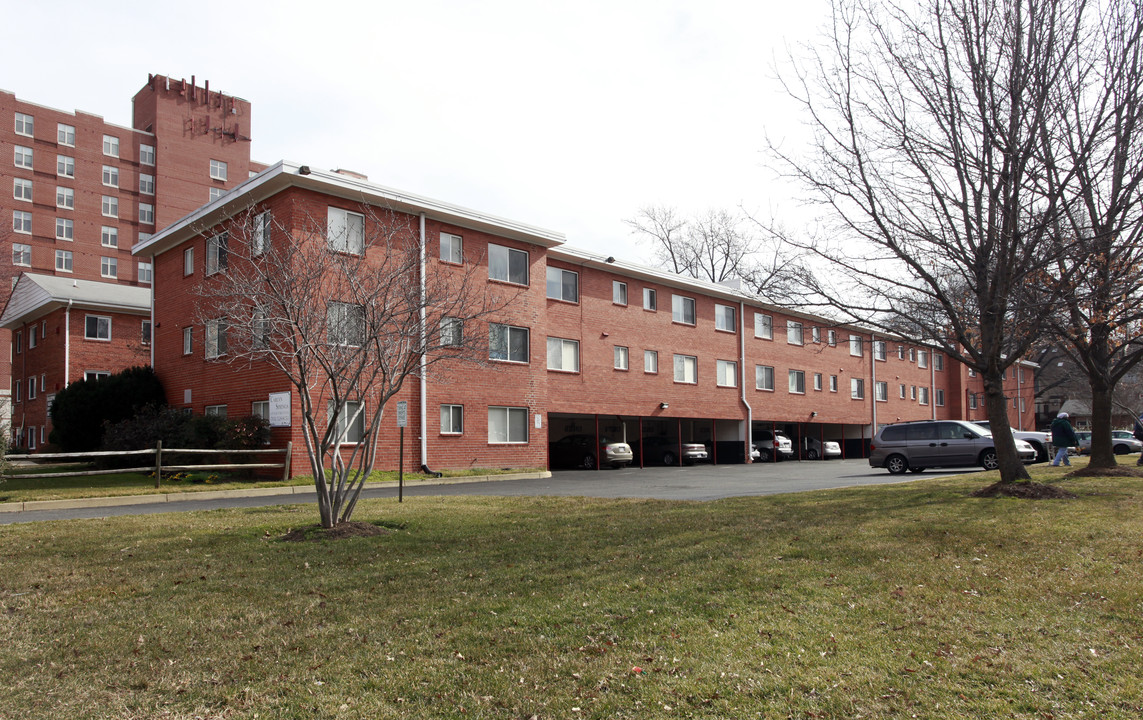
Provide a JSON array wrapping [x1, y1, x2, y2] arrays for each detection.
[[0, 471, 552, 514]]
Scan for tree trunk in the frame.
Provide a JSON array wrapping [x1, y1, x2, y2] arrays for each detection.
[[1087, 377, 1118, 469], [984, 373, 1032, 483]]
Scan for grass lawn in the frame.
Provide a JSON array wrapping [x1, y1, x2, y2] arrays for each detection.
[[1, 468, 1140, 719]]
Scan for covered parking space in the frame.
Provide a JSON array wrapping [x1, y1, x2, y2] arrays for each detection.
[[752, 420, 872, 461], [547, 413, 751, 470]]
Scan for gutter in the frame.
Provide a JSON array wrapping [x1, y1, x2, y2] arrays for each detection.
[[739, 301, 752, 460], [419, 212, 428, 469]]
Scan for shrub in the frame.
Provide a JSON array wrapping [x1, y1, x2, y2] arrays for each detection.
[[101, 408, 270, 470], [49, 366, 166, 452]]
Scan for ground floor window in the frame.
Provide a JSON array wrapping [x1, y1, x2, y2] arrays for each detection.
[[488, 406, 527, 444]]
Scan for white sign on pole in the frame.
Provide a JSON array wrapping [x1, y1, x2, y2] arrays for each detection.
[[268, 391, 291, 427], [396, 400, 408, 428]]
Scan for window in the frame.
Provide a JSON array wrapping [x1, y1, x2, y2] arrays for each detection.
[[756, 365, 775, 391], [811, 326, 821, 344], [787, 321, 804, 345], [102, 195, 118, 218], [874, 341, 887, 361], [13, 331, 20, 355], [183, 327, 193, 355], [206, 319, 228, 358], [910, 386, 917, 400], [206, 232, 228, 275], [969, 368, 977, 377], [13, 210, 31, 234], [209, 187, 224, 202], [969, 393, 978, 409], [715, 304, 736, 332], [918, 350, 928, 369], [205, 405, 227, 418], [28, 378, 36, 400], [789, 369, 806, 394], [100, 256, 117, 279], [12, 243, 31, 266], [84, 371, 110, 382], [643, 288, 657, 311], [13, 178, 32, 202], [29, 330, 36, 349], [140, 144, 155, 165], [899, 383, 907, 399], [897, 345, 905, 359], [851, 378, 865, 399], [489, 323, 529, 363], [57, 123, 75, 146], [15, 112, 33, 136], [183, 247, 194, 276], [56, 186, 74, 209], [139, 203, 155, 224], [828, 330, 837, 346], [814, 373, 823, 391], [103, 135, 119, 157], [488, 243, 528, 284], [716, 359, 737, 387], [440, 232, 463, 263], [614, 345, 629, 370], [909, 348, 917, 362], [84, 315, 111, 341], [102, 165, 119, 188], [14, 380, 19, 402], [488, 406, 528, 444], [40, 374, 46, 391], [139, 174, 155, 195], [141, 320, 152, 344], [328, 207, 365, 255], [547, 337, 579, 371], [440, 317, 463, 347], [755, 313, 773, 339], [251, 401, 270, 423], [546, 267, 578, 302], [57, 155, 76, 178], [330, 400, 365, 444], [440, 405, 464, 434], [251, 311, 270, 350], [101, 226, 118, 248], [327, 302, 365, 346], [610, 280, 628, 305], [55, 218, 74, 240], [935, 354, 945, 371], [15, 145, 33, 169], [644, 349, 658, 373], [55, 250, 73, 272], [919, 387, 930, 405], [936, 389, 945, 406], [210, 159, 228, 180], [673, 354, 697, 384], [875, 381, 888, 401], [672, 295, 696, 325], [830, 375, 838, 392], [849, 335, 864, 357], [252, 210, 271, 255]]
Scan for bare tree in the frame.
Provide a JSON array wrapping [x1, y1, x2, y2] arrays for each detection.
[[771, 0, 1092, 484], [194, 200, 512, 528]]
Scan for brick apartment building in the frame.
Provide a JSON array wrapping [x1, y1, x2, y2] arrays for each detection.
[[134, 161, 1037, 475]]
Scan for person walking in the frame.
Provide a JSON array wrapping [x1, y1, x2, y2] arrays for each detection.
[[1050, 412, 1079, 466], [1133, 413, 1143, 466]]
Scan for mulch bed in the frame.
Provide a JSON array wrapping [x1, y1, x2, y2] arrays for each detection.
[[280, 521, 392, 542], [972, 481, 1077, 499]]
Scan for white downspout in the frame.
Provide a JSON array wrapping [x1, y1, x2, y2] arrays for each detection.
[[739, 301, 752, 459], [149, 254, 156, 368], [930, 352, 937, 420], [64, 300, 72, 387], [419, 212, 428, 468], [870, 334, 878, 431]]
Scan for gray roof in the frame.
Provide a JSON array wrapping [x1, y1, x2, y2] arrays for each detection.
[[0, 273, 151, 329]]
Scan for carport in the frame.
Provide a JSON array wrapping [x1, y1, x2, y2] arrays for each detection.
[[752, 420, 871, 460], [548, 413, 750, 469]]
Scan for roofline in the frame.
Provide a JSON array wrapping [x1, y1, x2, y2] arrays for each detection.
[[0, 274, 151, 329]]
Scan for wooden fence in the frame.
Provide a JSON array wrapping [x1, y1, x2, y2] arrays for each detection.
[[3, 441, 293, 488]]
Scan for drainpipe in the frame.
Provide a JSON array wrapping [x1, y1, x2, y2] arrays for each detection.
[[149, 254, 156, 368], [64, 300, 72, 386], [930, 352, 937, 420], [870, 334, 878, 432], [419, 212, 428, 470], [739, 301, 752, 461]]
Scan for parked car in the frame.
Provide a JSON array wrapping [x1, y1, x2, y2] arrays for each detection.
[[549, 434, 633, 469], [870, 420, 1035, 475], [753, 430, 795, 462], [971, 421, 1051, 463], [1111, 430, 1142, 454], [803, 437, 842, 460], [639, 436, 709, 465], [1072, 431, 1092, 455]]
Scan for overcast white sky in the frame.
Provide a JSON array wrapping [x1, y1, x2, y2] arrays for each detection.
[[2, 0, 828, 261]]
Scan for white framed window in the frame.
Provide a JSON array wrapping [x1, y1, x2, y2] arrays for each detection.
[[789, 369, 806, 394], [210, 159, 228, 180], [29, 330, 37, 349], [755, 313, 773, 339], [547, 337, 579, 371], [440, 404, 464, 435], [968, 368, 977, 377], [918, 350, 928, 368], [849, 335, 864, 357], [969, 393, 978, 409], [103, 135, 119, 157], [101, 226, 118, 247], [614, 345, 629, 370], [251, 311, 270, 350], [15, 145, 33, 169], [183, 247, 194, 276], [12, 243, 31, 266], [102, 195, 118, 218], [28, 378, 36, 400], [55, 250, 73, 272], [936, 389, 946, 406], [205, 319, 228, 359], [204, 405, 228, 418], [489, 323, 529, 363], [440, 232, 463, 264], [673, 354, 697, 384], [613, 281, 628, 305], [209, 187, 224, 202], [851, 378, 865, 399], [910, 386, 917, 400], [716, 359, 737, 387], [787, 321, 804, 345], [56, 186, 74, 209], [330, 400, 365, 444], [756, 364, 775, 391], [139, 174, 155, 195], [140, 144, 155, 165], [252, 401, 270, 422], [899, 383, 907, 399], [327, 207, 365, 255], [440, 317, 463, 347], [84, 315, 111, 341], [715, 304, 736, 332], [206, 232, 228, 275], [100, 256, 117, 278], [919, 387, 930, 405], [84, 371, 110, 382], [15, 112, 33, 137], [14, 379, 20, 402], [909, 348, 917, 362], [55, 218, 74, 240], [811, 326, 821, 343], [874, 341, 887, 361], [102, 165, 119, 188], [183, 327, 193, 355], [828, 330, 837, 347], [327, 302, 366, 346], [814, 372, 823, 391], [57, 123, 75, 146], [141, 320, 152, 344], [40, 373, 46, 391], [643, 288, 657, 311], [488, 406, 528, 444], [830, 375, 838, 393], [935, 354, 945, 371], [672, 295, 696, 325], [13, 178, 32, 202], [252, 210, 271, 255], [546, 267, 578, 302], [13, 210, 31, 234], [488, 244, 529, 285], [139, 203, 155, 224], [644, 349, 658, 374]]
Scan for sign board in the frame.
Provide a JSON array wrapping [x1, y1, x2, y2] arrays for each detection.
[[396, 400, 408, 428], [268, 391, 291, 427]]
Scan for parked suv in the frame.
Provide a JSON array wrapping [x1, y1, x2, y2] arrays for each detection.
[[870, 420, 1035, 475], [971, 421, 1051, 463], [753, 430, 795, 462]]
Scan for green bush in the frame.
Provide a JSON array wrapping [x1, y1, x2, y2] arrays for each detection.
[[101, 407, 270, 469], [49, 366, 166, 452]]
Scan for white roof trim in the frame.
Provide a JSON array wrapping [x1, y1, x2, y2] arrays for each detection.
[[0, 274, 151, 329]]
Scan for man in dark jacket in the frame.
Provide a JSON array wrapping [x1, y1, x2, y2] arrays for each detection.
[[1050, 412, 1079, 466], [1133, 414, 1143, 465]]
